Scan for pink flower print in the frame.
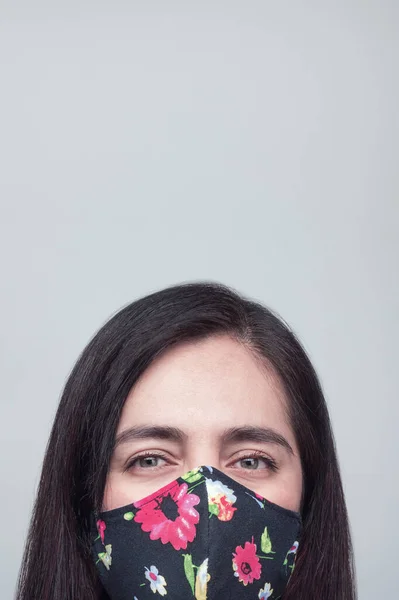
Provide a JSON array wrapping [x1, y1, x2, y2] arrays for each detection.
[[232, 537, 262, 585], [134, 482, 200, 550], [97, 519, 106, 543]]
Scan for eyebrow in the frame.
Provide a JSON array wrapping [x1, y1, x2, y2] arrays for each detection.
[[221, 426, 294, 455], [114, 426, 187, 447], [114, 424, 294, 455]]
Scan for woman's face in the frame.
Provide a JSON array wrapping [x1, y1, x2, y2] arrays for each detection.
[[103, 335, 303, 512]]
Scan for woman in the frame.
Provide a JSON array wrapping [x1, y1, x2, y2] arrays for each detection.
[[16, 282, 356, 600]]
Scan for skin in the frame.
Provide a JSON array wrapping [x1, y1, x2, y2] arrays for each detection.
[[103, 335, 303, 512]]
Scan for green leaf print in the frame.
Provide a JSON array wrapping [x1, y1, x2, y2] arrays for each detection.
[[97, 544, 112, 570], [181, 468, 203, 483], [261, 526, 273, 554], [183, 553, 195, 595], [208, 503, 219, 517]]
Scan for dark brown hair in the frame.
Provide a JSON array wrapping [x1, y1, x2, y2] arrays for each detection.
[[16, 281, 356, 599]]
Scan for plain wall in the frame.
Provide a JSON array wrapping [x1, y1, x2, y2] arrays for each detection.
[[1, 2, 398, 598]]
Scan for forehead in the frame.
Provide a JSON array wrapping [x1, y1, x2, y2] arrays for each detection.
[[118, 335, 292, 438]]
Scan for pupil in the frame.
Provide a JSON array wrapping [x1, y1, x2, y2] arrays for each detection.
[[160, 495, 179, 521], [242, 458, 258, 469], [140, 457, 157, 468]]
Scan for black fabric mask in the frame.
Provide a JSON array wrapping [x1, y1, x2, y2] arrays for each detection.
[[92, 466, 301, 600]]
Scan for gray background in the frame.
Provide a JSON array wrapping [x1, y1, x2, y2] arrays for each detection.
[[1, 2, 398, 598]]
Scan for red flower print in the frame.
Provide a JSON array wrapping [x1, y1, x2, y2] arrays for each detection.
[[134, 482, 200, 550], [217, 495, 237, 521], [205, 478, 237, 522], [232, 537, 262, 585], [97, 519, 106, 543], [288, 541, 299, 554]]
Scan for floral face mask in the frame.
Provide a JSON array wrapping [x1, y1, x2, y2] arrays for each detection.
[[92, 466, 301, 600]]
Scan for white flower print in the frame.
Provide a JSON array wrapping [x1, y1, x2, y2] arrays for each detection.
[[145, 565, 167, 596], [258, 582, 274, 599], [195, 558, 210, 600], [284, 540, 299, 566], [205, 479, 236, 503], [97, 544, 112, 570], [288, 541, 299, 555]]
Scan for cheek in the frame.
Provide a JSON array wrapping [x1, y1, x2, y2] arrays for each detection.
[[264, 485, 301, 513], [102, 472, 134, 512], [258, 467, 303, 513]]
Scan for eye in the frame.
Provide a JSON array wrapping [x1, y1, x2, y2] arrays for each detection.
[[234, 454, 278, 472], [240, 457, 262, 470], [126, 453, 169, 471], [138, 456, 165, 468]]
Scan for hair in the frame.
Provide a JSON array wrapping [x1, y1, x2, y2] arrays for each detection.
[[16, 281, 356, 600]]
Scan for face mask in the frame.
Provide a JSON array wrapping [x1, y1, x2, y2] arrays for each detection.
[[92, 466, 301, 600]]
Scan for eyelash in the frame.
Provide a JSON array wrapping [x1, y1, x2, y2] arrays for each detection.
[[125, 451, 170, 472], [125, 450, 279, 473], [233, 450, 279, 473]]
